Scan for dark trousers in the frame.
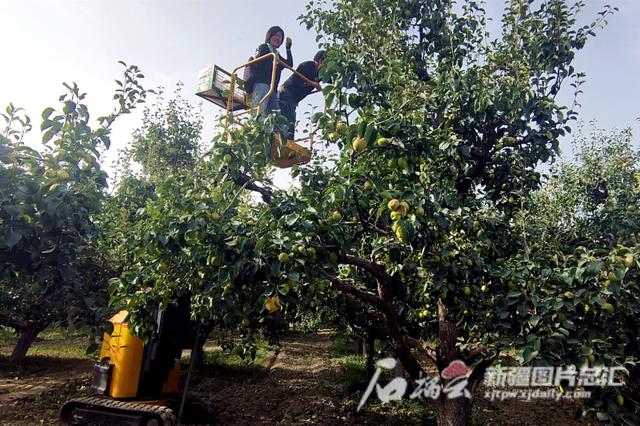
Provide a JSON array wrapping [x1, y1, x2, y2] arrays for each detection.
[[279, 90, 297, 140]]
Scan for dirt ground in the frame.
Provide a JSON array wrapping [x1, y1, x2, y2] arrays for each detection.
[[0, 331, 597, 425], [196, 330, 347, 425], [0, 356, 93, 424]]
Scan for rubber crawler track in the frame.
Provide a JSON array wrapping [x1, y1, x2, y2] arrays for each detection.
[[60, 396, 178, 425]]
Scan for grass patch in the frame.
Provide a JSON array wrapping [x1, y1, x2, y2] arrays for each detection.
[[0, 327, 16, 348], [358, 398, 437, 425], [196, 338, 273, 380], [333, 353, 436, 424], [331, 332, 360, 356], [0, 327, 93, 359], [336, 354, 369, 392], [305, 353, 314, 365]]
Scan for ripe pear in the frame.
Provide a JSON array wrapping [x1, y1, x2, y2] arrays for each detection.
[[623, 254, 635, 268], [376, 136, 390, 146], [336, 122, 348, 135], [387, 199, 400, 211], [603, 302, 614, 314], [352, 136, 367, 152]]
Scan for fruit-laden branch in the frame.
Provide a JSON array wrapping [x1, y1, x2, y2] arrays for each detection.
[[352, 190, 390, 236]]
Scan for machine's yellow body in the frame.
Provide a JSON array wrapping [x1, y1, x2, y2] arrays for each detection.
[[60, 301, 207, 425], [99, 311, 145, 398], [96, 311, 182, 399]]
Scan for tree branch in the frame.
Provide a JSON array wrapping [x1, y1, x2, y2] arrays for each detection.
[[352, 190, 390, 236], [343, 255, 389, 285], [406, 336, 438, 364], [0, 314, 27, 331], [468, 352, 499, 395], [231, 172, 273, 204], [319, 269, 384, 309], [329, 261, 424, 380]]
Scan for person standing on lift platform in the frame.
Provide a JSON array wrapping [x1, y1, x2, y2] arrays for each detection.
[[250, 26, 294, 112], [278, 50, 324, 141]]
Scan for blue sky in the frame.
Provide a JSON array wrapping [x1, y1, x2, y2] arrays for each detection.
[[1, 0, 638, 183]]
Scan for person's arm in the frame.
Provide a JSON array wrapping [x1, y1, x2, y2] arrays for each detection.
[[300, 62, 321, 90], [283, 37, 293, 68], [313, 68, 322, 90]]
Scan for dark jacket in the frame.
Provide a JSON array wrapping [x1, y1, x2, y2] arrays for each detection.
[[253, 43, 293, 89], [279, 61, 318, 104]]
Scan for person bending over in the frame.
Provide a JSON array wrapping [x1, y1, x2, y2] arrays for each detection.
[[278, 50, 324, 141]]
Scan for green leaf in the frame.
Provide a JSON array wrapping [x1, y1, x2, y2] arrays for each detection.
[[287, 272, 300, 282], [5, 230, 22, 249], [522, 348, 537, 363], [507, 289, 522, 298], [40, 119, 54, 132], [42, 128, 56, 144], [0, 145, 11, 160], [285, 214, 299, 226], [63, 101, 76, 114], [41, 107, 54, 120], [4, 205, 22, 217], [586, 260, 604, 274], [532, 337, 541, 353], [529, 315, 541, 327], [270, 261, 281, 275], [41, 244, 57, 254]]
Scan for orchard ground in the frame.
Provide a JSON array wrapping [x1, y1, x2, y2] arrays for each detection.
[[0, 327, 599, 425]]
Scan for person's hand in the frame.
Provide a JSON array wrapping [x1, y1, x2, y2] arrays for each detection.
[[313, 82, 322, 91], [286, 37, 292, 49]]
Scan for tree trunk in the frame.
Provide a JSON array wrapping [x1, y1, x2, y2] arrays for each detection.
[[10, 322, 45, 363], [434, 397, 473, 426], [434, 299, 473, 426], [193, 339, 206, 368], [363, 332, 375, 376], [356, 335, 364, 355]]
